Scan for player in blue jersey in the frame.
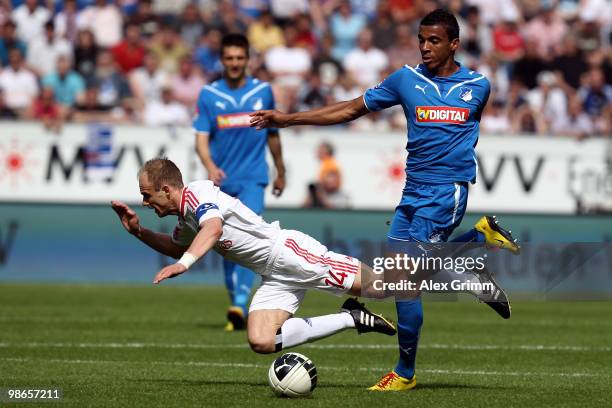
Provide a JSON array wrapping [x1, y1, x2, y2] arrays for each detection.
[[251, 9, 520, 391], [193, 33, 286, 331]]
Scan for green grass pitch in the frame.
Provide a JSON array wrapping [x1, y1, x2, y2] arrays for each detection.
[[0, 283, 610, 407]]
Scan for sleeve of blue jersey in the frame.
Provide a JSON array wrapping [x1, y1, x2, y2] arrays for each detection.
[[192, 89, 211, 133], [363, 68, 404, 112], [475, 77, 492, 121]]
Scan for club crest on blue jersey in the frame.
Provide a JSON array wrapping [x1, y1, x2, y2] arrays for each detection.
[[363, 63, 489, 184], [192, 76, 274, 184], [459, 87, 473, 102], [195, 203, 219, 219]]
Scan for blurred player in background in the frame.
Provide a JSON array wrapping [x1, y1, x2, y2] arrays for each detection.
[[250, 9, 520, 391], [193, 33, 286, 331], [111, 158, 397, 355]]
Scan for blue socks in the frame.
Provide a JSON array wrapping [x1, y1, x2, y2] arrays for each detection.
[[223, 260, 255, 316], [391, 229, 483, 380], [450, 228, 485, 244], [394, 298, 423, 379]]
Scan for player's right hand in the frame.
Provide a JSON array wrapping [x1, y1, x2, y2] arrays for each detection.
[[249, 110, 290, 129], [207, 166, 226, 186], [111, 200, 141, 236]]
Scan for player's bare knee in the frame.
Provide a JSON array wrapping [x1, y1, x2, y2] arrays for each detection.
[[247, 326, 276, 354], [247, 334, 275, 354]]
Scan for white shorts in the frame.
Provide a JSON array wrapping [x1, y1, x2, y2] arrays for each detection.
[[249, 230, 359, 314]]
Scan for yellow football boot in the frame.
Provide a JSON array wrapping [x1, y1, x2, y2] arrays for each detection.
[[368, 371, 416, 391], [226, 306, 246, 331], [475, 216, 520, 254]]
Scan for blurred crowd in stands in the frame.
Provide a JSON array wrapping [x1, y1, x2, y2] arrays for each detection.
[[0, 0, 609, 137], [304, 141, 351, 208]]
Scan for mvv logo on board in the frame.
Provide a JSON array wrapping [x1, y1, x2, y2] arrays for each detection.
[[45, 144, 167, 182]]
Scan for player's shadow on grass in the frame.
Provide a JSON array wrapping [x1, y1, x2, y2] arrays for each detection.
[[137, 379, 508, 391], [138, 378, 365, 390], [415, 382, 509, 391], [135, 378, 269, 387], [317, 382, 507, 391]]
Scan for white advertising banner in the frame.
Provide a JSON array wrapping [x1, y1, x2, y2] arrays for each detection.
[[0, 122, 610, 213], [469, 137, 611, 214], [0, 122, 204, 204]]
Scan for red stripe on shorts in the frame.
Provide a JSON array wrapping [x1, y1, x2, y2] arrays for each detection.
[[284, 239, 358, 274], [285, 239, 358, 273]]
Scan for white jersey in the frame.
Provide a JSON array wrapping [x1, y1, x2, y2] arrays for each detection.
[[171, 180, 281, 274]]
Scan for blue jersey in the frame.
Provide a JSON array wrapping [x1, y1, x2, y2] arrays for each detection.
[[364, 63, 490, 184], [193, 76, 276, 185]]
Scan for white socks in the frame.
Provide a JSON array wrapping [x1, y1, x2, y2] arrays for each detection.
[[276, 313, 355, 350]]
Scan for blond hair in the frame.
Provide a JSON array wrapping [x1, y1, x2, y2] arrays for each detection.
[[138, 158, 184, 190]]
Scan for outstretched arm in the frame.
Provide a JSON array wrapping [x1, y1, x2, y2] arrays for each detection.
[[267, 130, 286, 197], [153, 218, 223, 284], [111, 200, 187, 259], [250, 96, 369, 129]]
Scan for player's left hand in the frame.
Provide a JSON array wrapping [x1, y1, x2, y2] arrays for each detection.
[[272, 174, 286, 197], [153, 263, 187, 284]]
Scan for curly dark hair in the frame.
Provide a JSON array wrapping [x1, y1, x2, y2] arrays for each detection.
[[420, 8, 460, 41]]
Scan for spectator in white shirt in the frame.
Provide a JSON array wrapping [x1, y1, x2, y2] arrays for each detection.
[[265, 25, 311, 111], [332, 73, 361, 103], [525, 71, 568, 133], [481, 100, 512, 134], [265, 25, 311, 89], [552, 97, 594, 139], [151, 0, 191, 16], [11, 0, 50, 44], [143, 86, 190, 126], [343, 28, 389, 89], [27, 20, 72, 77], [464, 0, 521, 26], [0, 48, 38, 113], [478, 54, 510, 99], [270, 0, 309, 24], [78, 0, 123, 48], [54, 0, 80, 44], [129, 52, 168, 109]]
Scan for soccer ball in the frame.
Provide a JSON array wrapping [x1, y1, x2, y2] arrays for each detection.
[[268, 352, 317, 397]]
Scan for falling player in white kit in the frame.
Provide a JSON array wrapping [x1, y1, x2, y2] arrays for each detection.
[[111, 158, 396, 354]]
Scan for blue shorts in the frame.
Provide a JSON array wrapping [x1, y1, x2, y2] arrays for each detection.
[[221, 182, 266, 215], [388, 181, 468, 243]]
